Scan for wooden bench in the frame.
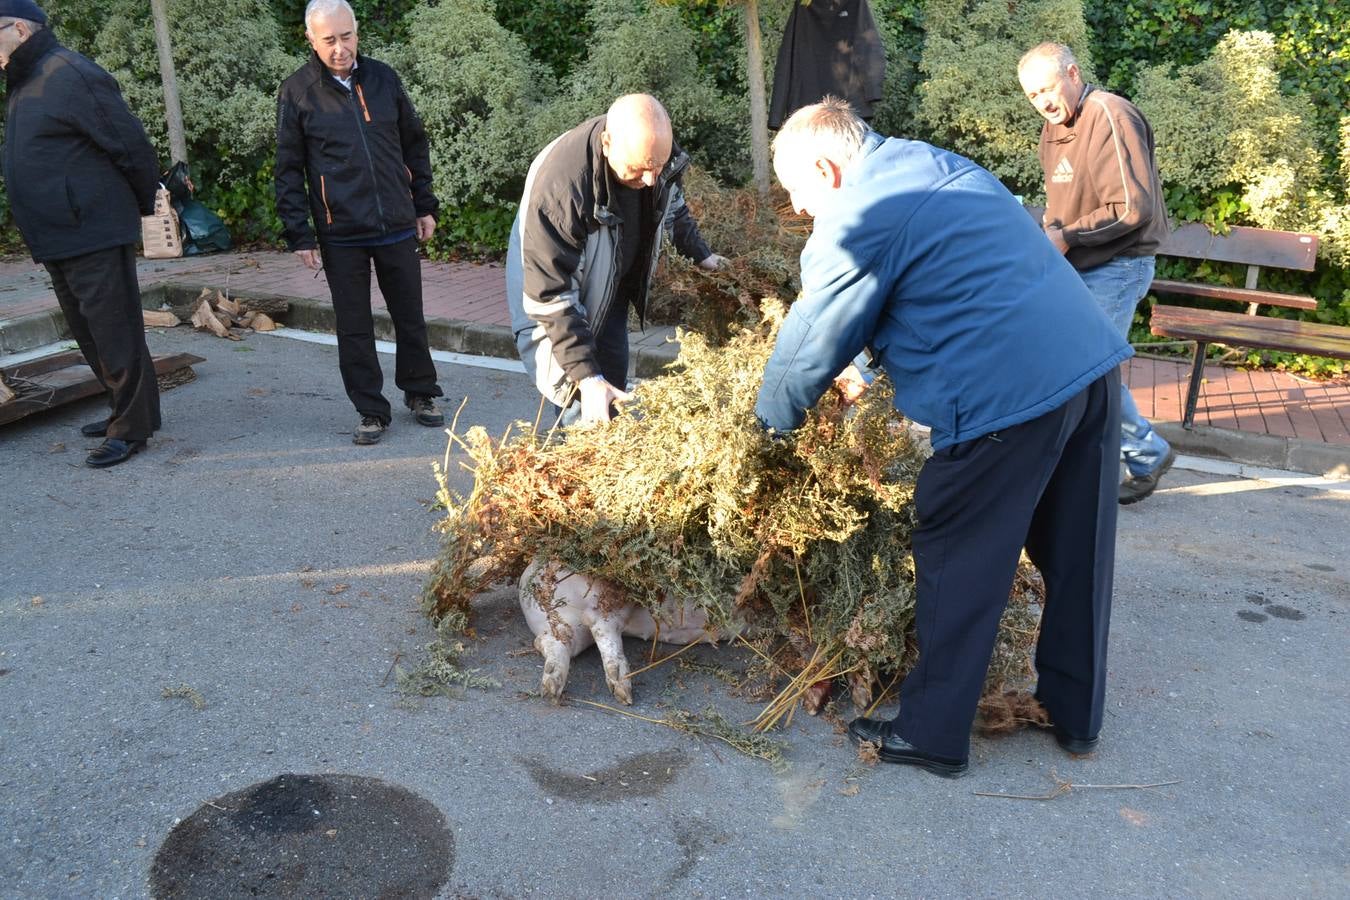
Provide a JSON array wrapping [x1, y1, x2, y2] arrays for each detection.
[[1146, 223, 1350, 428]]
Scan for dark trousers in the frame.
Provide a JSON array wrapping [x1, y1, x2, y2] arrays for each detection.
[[45, 244, 161, 441], [548, 292, 632, 424], [894, 369, 1122, 759], [592, 292, 631, 387], [319, 238, 442, 424]]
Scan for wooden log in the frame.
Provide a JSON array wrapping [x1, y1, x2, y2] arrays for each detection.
[[189, 296, 234, 339], [249, 312, 277, 332], [143, 309, 182, 328]]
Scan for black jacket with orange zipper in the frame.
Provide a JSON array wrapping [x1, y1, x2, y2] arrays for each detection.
[[274, 52, 438, 251]]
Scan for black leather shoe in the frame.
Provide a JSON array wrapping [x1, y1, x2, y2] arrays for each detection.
[[81, 418, 110, 438], [1052, 725, 1100, 756], [85, 438, 145, 468], [847, 717, 969, 777]]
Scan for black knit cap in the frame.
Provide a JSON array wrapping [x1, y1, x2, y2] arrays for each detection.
[[0, 1, 47, 25]]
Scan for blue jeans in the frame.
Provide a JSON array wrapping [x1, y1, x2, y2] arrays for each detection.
[[1077, 255, 1171, 478]]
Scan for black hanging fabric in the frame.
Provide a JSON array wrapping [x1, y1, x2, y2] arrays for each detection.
[[768, 0, 886, 129]]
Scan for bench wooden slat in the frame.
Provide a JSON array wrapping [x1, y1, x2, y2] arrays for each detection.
[[1149, 306, 1350, 360], [1156, 223, 1319, 270], [1150, 279, 1319, 310]]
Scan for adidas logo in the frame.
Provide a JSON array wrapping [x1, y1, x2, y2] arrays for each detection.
[[1051, 157, 1074, 184]]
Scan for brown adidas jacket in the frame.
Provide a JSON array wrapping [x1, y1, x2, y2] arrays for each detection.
[[1038, 85, 1170, 271]]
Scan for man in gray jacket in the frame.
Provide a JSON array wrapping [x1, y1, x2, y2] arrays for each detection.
[[1, 0, 161, 468], [506, 94, 722, 425]]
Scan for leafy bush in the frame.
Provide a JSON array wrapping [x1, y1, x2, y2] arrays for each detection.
[[1136, 31, 1348, 265], [536, 0, 750, 185], [18, 0, 296, 241], [494, 0, 591, 80], [913, 0, 1094, 197], [390, 0, 549, 253], [867, 0, 926, 140], [1085, 1, 1348, 160], [269, 0, 421, 56], [88, 0, 295, 184], [667, 0, 748, 97]]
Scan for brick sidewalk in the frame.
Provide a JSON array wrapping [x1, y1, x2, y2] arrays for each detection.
[[2, 249, 1347, 452]]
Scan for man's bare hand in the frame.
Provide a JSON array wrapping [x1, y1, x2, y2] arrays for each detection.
[[1044, 225, 1070, 255], [295, 248, 321, 270], [416, 215, 436, 242], [834, 364, 870, 406], [577, 375, 634, 425]]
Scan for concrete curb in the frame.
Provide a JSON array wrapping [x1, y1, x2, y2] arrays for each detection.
[[3, 278, 1346, 477], [0, 307, 67, 354], [1156, 422, 1350, 479]]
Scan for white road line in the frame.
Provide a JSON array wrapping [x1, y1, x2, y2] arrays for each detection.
[[265, 326, 525, 373], [1167, 454, 1349, 495]]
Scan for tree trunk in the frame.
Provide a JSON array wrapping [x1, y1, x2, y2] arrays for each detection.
[[742, 0, 771, 196], [150, 0, 188, 166]]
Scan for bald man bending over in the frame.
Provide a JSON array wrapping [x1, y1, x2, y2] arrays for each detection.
[[506, 94, 723, 425]]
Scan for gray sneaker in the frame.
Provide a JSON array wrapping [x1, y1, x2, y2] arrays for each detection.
[[408, 396, 444, 427], [1119, 447, 1176, 505], [353, 415, 386, 445]]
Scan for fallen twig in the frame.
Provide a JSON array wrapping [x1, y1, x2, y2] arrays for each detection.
[[571, 698, 787, 767], [976, 772, 1180, 801], [380, 650, 402, 687]]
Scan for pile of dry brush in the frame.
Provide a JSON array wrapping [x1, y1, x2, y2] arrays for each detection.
[[423, 296, 1047, 731], [643, 168, 809, 343]]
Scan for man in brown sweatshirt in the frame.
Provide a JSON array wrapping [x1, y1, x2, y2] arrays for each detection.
[[1019, 42, 1176, 505]]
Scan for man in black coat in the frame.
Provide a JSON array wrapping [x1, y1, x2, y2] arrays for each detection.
[[1, 0, 162, 468], [275, 0, 444, 446]]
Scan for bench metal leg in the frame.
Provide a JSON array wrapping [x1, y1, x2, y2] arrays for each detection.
[[1183, 341, 1207, 430]]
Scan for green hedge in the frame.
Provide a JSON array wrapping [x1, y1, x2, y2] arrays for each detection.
[[2, 0, 1347, 337]]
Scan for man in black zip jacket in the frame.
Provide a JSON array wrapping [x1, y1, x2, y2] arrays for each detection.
[[1, 0, 161, 468], [506, 94, 723, 426], [275, 0, 444, 445]]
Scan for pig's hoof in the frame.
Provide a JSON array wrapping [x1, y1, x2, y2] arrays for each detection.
[[540, 662, 566, 702], [602, 659, 633, 705], [802, 678, 834, 715], [610, 678, 634, 705]]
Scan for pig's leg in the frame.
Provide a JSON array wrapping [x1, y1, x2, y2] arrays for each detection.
[[590, 614, 633, 705], [521, 560, 595, 702], [535, 631, 573, 703]]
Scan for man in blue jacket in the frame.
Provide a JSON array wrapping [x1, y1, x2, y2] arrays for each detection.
[[1, 0, 161, 468], [275, 0, 444, 445], [756, 99, 1131, 775]]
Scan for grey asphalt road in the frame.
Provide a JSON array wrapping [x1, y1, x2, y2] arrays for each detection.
[[2, 328, 1347, 899]]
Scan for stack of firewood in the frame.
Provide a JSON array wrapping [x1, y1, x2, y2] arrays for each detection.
[[145, 288, 280, 339]]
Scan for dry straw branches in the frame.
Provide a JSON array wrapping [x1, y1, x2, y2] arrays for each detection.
[[422, 301, 1045, 724]]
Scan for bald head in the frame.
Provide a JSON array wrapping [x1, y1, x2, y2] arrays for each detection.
[[601, 94, 672, 189]]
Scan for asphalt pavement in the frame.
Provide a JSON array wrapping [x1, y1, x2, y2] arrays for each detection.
[[1, 329, 1346, 898]]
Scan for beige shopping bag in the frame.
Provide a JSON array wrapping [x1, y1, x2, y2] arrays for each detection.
[[141, 185, 182, 259]]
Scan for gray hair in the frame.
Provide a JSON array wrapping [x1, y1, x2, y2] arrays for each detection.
[[0, 17, 43, 32], [1018, 42, 1078, 76], [772, 96, 869, 175], [304, 0, 357, 34]]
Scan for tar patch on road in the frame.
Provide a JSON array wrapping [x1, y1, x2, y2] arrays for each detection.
[[1239, 594, 1308, 624], [519, 748, 689, 803], [149, 773, 453, 899]]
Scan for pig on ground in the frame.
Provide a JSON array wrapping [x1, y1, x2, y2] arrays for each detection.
[[518, 558, 733, 704]]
